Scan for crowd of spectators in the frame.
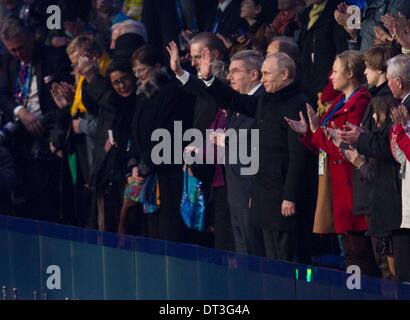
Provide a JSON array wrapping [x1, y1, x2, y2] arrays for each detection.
[[1, 0, 410, 283]]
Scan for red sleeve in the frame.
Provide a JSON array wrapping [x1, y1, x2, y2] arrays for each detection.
[[299, 128, 319, 154], [393, 123, 410, 161], [310, 97, 368, 158]]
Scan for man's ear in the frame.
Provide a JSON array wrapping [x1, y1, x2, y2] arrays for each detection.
[[210, 49, 219, 61], [398, 78, 403, 90], [250, 69, 259, 82], [282, 68, 289, 81]]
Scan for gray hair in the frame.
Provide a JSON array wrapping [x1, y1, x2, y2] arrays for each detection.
[[0, 17, 31, 42], [267, 52, 296, 81], [387, 54, 410, 84], [212, 60, 229, 81], [230, 50, 264, 79]]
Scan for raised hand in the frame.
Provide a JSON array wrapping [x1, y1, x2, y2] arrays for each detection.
[[306, 103, 320, 133], [391, 104, 410, 125], [393, 18, 410, 49], [166, 41, 184, 76], [284, 111, 308, 135], [199, 47, 214, 80], [334, 2, 358, 39], [373, 25, 393, 46], [51, 82, 74, 110], [381, 12, 408, 39], [77, 54, 98, 80]]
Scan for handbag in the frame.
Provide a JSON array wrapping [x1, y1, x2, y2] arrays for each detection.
[[180, 166, 206, 232], [124, 173, 159, 214]]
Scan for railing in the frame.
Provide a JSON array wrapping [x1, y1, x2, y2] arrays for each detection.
[[0, 214, 409, 300]]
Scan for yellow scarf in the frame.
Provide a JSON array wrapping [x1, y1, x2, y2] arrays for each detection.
[[70, 53, 112, 117], [307, 0, 327, 30]]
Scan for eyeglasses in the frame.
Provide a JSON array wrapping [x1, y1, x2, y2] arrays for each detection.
[[132, 66, 150, 76], [112, 76, 132, 87]]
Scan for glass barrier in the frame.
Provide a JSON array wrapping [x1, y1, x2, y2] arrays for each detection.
[[0, 214, 409, 300]]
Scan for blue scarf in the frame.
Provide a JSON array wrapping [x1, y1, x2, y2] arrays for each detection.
[[321, 89, 359, 127]]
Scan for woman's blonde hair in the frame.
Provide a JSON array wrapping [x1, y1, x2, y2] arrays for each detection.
[[336, 50, 367, 84]]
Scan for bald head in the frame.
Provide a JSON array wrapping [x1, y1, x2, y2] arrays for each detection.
[[267, 37, 300, 64]]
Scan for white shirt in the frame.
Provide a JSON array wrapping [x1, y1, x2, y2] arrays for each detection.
[[13, 64, 42, 119], [176, 70, 262, 95], [402, 92, 410, 104], [248, 83, 262, 96]]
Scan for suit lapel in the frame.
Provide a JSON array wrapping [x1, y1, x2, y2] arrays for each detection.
[[10, 58, 18, 94]]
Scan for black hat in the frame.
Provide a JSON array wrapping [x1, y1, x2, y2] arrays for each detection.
[[113, 33, 145, 62], [106, 59, 133, 78]]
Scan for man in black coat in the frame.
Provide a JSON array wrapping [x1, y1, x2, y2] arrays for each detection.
[[0, 17, 72, 222], [183, 32, 226, 185], [205, 0, 244, 37], [205, 52, 316, 262], [170, 45, 317, 261], [169, 46, 265, 254], [298, 0, 348, 101]]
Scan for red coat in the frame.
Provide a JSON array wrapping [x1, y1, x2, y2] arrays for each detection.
[[302, 87, 371, 234], [391, 123, 410, 160]]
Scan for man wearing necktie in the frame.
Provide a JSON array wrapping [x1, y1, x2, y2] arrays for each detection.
[[207, 0, 243, 36], [0, 17, 72, 222]]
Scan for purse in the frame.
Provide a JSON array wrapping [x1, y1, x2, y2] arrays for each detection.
[[180, 166, 206, 232]]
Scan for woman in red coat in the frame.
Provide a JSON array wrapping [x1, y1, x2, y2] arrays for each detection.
[[286, 50, 373, 270]]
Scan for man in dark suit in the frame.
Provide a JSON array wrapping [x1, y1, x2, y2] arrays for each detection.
[[168, 35, 234, 251], [0, 17, 72, 222], [223, 50, 265, 254], [183, 32, 226, 186], [169, 42, 317, 261], [206, 0, 243, 37], [298, 0, 348, 101]]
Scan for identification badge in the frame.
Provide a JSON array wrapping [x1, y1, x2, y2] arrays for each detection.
[[318, 150, 326, 176]]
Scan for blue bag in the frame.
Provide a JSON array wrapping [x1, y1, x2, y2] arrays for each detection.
[[180, 167, 206, 232]]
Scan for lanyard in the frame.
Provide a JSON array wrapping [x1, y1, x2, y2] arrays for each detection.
[[14, 64, 33, 106]]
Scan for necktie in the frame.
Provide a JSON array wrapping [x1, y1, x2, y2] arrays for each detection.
[[175, 0, 187, 31], [211, 9, 223, 34], [15, 62, 30, 104]]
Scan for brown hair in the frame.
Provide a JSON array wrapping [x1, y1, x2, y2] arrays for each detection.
[[131, 44, 162, 67], [336, 50, 367, 84], [364, 46, 398, 73], [370, 94, 400, 127]]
